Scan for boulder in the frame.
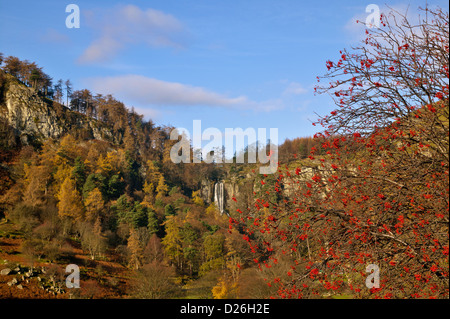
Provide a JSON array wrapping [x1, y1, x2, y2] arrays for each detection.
[[7, 278, 18, 286], [0, 268, 11, 275]]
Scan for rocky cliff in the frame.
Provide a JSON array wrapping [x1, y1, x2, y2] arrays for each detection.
[[0, 71, 114, 146], [200, 164, 321, 215]]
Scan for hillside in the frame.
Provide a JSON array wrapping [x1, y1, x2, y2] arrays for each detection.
[[0, 64, 277, 299]]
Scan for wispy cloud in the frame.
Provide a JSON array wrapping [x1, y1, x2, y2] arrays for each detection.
[[282, 82, 308, 96], [39, 28, 70, 44], [85, 74, 247, 107], [84, 74, 289, 113], [78, 5, 188, 64]]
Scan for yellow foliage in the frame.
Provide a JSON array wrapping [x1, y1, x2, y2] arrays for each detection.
[[146, 160, 162, 185], [128, 228, 144, 270], [84, 187, 105, 222], [156, 175, 168, 199], [142, 181, 156, 208], [96, 151, 121, 175], [192, 190, 205, 207], [212, 276, 239, 299], [57, 177, 84, 220], [53, 163, 73, 192], [205, 203, 217, 218]]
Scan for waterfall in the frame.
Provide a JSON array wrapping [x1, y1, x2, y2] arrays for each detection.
[[214, 181, 225, 215]]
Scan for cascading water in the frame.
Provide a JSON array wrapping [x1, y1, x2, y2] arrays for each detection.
[[214, 181, 225, 215]]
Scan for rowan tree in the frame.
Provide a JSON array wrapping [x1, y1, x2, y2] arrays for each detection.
[[231, 6, 449, 299]]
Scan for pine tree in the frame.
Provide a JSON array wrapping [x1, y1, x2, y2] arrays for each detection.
[[65, 79, 72, 106], [72, 156, 86, 192], [147, 210, 159, 236], [54, 79, 64, 104]]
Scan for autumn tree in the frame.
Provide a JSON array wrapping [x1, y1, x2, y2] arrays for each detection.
[[77, 221, 107, 260], [128, 227, 145, 269], [143, 234, 164, 263], [84, 187, 105, 222], [162, 215, 183, 269], [156, 175, 169, 200], [57, 176, 84, 221], [129, 261, 178, 298], [2, 56, 21, 77]]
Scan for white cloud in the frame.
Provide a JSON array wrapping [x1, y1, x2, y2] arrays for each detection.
[[84, 74, 288, 113], [282, 82, 308, 96], [133, 106, 161, 120], [78, 5, 187, 64], [85, 74, 248, 107]]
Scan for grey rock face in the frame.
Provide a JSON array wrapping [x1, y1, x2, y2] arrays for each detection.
[[1, 73, 115, 145]]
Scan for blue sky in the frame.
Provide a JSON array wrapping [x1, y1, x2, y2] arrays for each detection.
[[1, 0, 448, 145]]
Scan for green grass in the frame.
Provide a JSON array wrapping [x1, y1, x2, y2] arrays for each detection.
[[330, 294, 353, 299]]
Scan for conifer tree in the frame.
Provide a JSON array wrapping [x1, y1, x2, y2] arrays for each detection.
[[128, 228, 144, 270], [57, 177, 84, 221]]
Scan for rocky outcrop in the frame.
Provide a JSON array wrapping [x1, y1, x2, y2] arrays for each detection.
[[0, 72, 114, 145], [200, 165, 324, 215], [200, 172, 253, 215], [2, 263, 66, 296]]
